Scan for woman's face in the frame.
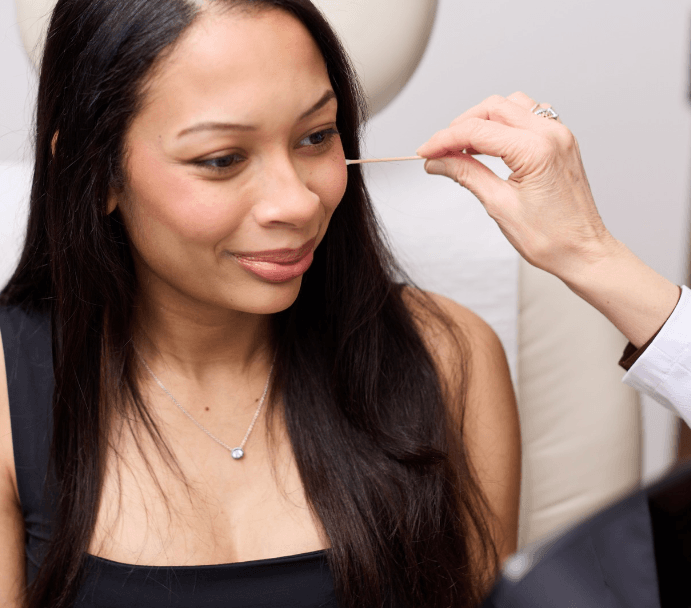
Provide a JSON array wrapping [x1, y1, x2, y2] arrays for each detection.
[[112, 8, 348, 317]]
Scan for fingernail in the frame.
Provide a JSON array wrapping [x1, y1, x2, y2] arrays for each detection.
[[424, 159, 446, 175]]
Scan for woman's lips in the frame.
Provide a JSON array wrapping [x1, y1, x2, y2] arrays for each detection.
[[232, 238, 316, 283]]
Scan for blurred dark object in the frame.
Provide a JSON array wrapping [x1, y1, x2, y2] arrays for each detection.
[[650, 460, 690, 607], [481, 461, 690, 608]]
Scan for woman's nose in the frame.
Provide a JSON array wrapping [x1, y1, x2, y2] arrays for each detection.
[[251, 158, 321, 229]]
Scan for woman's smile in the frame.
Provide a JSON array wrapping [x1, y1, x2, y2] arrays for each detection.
[[230, 237, 316, 283]]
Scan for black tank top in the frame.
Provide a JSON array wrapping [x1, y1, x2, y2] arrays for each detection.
[[0, 305, 337, 607]]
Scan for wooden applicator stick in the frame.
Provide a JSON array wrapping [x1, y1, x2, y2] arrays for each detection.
[[345, 155, 424, 165]]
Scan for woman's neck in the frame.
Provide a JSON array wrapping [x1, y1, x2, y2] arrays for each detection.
[[132, 288, 274, 385]]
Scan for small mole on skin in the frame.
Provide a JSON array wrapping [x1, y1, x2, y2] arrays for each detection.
[[205, 407, 210, 411]]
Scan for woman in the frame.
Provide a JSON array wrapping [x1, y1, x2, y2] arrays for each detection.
[[0, 0, 520, 607]]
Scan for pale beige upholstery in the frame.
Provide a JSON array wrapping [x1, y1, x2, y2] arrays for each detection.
[[515, 258, 642, 550]]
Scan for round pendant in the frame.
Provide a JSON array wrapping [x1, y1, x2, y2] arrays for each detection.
[[231, 447, 244, 460]]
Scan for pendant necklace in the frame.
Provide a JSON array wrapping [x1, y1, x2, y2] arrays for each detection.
[[137, 352, 275, 460]]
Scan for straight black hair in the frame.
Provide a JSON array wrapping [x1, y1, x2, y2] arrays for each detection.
[[1, 0, 500, 606]]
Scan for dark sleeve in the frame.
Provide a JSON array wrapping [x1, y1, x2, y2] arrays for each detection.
[[619, 287, 683, 371]]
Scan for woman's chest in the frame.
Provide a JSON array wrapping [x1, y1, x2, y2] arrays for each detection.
[[89, 420, 329, 566]]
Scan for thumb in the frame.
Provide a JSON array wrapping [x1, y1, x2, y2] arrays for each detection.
[[424, 154, 507, 205]]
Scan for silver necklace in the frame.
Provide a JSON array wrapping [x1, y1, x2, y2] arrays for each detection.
[[137, 352, 275, 460]]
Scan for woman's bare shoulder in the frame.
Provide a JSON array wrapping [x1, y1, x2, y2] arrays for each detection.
[[401, 286, 516, 425], [400, 286, 506, 376]]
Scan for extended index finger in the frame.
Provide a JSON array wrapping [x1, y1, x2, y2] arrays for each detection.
[[449, 94, 536, 131]]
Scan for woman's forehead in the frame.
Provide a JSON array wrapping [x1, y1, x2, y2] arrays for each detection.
[[135, 8, 333, 136]]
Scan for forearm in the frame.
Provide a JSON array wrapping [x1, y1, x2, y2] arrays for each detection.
[[560, 239, 682, 348]]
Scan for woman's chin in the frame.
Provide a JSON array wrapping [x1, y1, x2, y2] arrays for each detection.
[[230, 276, 305, 315]]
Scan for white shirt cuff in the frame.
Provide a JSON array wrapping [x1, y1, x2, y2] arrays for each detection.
[[622, 285, 691, 427]]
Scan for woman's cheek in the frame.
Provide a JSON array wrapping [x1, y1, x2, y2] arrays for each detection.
[[317, 154, 349, 214], [124, 140, 244, 243], [132, 170, 244, 243]]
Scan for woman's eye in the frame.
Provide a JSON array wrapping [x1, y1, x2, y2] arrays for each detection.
[[191, 130, 338, 174], [298, 128, 340, 150], [194, 154, 245, 173]]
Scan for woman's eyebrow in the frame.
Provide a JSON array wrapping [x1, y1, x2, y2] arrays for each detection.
[[176, 90, 337, 139], [298, 90, 337, 120], [177, 122, 256, 139]]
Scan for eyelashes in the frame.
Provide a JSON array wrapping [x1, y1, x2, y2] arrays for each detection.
[[197, 153, 245, 171], [193, 127, 341, 175], [297, 127, 340, 150]]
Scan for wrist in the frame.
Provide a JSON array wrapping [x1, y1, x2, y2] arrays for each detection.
[[559, 239, 680, 348], [554, 232, 625, 288]]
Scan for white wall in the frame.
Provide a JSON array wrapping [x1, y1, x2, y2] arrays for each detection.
[[1, 0, 689, 483], [0, 1, 36, 164]]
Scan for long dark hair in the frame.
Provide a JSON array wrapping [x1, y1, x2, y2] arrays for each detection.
[[1, 0, 500, 606]]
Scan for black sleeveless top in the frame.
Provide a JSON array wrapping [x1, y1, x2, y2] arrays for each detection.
[[0, 305, 337, 607]]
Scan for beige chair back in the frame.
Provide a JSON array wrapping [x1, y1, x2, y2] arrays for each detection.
[[516, 258, 641, 549]]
